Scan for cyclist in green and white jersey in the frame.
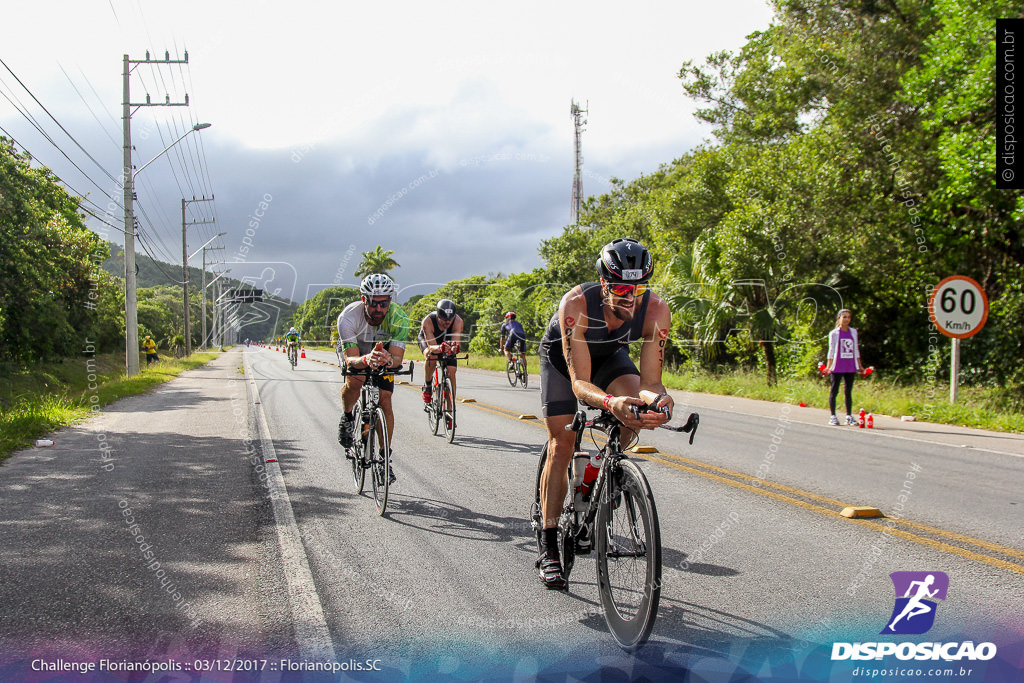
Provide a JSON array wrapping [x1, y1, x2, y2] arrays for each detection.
[[337, 274, 411, 480]]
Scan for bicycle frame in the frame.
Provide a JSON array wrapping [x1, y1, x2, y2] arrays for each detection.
[[340, 359, 414, 514], [532, 401, 700, 649], [566, 411, 625, 539], [428, 352, 466, 387]]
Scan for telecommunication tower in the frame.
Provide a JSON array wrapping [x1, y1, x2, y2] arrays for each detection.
[[571, 99, 588, 223]]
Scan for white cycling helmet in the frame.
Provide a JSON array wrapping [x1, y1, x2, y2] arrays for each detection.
[[288, 327, 297, 335], [360, 273, 397, 297]]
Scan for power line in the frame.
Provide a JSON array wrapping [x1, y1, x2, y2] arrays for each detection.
[[59, 64, 121, 152], [0, 57, 120, 185], [0, 75, 124, 209], [0, 127, 126, 234]]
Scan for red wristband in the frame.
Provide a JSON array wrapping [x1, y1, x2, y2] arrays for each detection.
[[603, 394, 612, 410]]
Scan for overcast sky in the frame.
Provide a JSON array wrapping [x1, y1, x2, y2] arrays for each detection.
[[2, 0, 774, 303]]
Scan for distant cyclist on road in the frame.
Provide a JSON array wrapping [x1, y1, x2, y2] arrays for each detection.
[[535, 238, 673, 589], [499, 311, 527, 373], [418, 298, 464, 404], [337, 274, 411, 483], [284, 327, 301, 363]]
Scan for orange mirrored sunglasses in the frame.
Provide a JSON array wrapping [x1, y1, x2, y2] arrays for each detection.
[[603, 280, 648, 297]]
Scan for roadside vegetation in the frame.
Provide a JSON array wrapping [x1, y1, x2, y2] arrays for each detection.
[[0, 352, 218, 461]]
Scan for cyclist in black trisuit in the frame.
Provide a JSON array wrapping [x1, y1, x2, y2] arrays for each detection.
[[418, 298, 464, 404], [536, 238, 674, 589]]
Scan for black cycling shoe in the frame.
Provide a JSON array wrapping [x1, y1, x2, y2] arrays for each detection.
[[538, 551, 567, 590], [338, 415, 355, 449], [388, 465, 396, 484]]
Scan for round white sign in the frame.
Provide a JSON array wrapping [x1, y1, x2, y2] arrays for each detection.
[[928, 276, 989, 339]]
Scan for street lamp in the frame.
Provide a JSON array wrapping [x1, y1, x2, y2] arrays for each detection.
[[123, 121, 211, 375]]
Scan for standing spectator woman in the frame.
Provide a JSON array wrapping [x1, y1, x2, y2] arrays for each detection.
[[826, 308, 863, 425]]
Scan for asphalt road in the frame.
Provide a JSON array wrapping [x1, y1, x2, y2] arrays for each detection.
[[247, 345, 1024, 676], [1, 347, 1021, 680]]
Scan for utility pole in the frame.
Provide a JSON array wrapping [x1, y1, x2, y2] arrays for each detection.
[[570, 99, 588, 224], [123, 50, 191, 375], [204, 267, 229, 350], [181, 196, 215, 355], [200, 243, 224, 349]]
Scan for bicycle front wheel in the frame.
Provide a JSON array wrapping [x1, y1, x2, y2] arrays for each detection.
[[442, 378, 456, 443], [427, 379, 441, 435], [349, 398, 365, 493], [596, 458, 662, 651], [367, 406, 390, 515]]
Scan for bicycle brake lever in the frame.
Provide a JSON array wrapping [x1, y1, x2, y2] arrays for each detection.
[[659, 412, 700, 444]]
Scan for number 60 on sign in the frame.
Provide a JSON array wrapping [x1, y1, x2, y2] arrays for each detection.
[[928, 276, 989, 339]]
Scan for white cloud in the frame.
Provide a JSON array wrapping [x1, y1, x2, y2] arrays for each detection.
[[1, 0, 774, 299]]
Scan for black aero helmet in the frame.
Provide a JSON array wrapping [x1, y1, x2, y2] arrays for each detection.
[[596, 238, 653, 283], [436, 299, 456, 321]]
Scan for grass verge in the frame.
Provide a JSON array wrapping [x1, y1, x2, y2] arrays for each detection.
[[662, 368, 1024, 433], [0, 352, 219, 461], [461, 354, 1023, 434]]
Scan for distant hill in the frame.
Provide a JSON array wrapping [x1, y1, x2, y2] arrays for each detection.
[[102, 243, 300, 341]]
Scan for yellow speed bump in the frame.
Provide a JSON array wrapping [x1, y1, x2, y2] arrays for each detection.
[[631, 446, 658, 454], [459, 398, 477, 403], [841, 506, 883, 519], [518, 414, 537, 420]]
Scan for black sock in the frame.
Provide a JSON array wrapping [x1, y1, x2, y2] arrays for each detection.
[[542, 528, 559, 555]]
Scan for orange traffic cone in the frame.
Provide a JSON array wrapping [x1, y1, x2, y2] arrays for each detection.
[[301, 348, 306, 358]]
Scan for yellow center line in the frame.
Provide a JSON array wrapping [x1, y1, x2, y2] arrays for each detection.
[[885, 517, 1024, 561], [459, 393, 1024, 576], [651, 449, 851, 509], [639, 452, 1024, 576]]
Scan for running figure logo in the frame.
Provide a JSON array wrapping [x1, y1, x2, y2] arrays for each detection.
[[881, 571, 949, 635]]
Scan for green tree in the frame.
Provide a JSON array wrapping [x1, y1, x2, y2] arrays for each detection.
[[291, 286, 361, 340], [0, 138, 105, 361], [354, 246, 400, 278]]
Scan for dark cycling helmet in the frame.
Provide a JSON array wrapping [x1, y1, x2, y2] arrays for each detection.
[[436, 299, 456, 321], [596, 238, 653, 284], [360, 273, 397, 297]]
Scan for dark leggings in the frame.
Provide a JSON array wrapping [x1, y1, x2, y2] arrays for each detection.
[[829, 372, 856, 416]]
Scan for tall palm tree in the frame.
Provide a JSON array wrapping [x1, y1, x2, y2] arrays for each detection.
[[354, 246, 400, 278]]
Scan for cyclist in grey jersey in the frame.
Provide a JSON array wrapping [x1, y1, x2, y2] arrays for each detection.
[[337, 274, 410, 483]]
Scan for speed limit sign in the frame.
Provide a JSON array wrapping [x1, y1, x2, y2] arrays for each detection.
[[929, 276, 989, 339]]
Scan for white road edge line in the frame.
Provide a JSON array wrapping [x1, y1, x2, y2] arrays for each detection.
[[245, 353, 336, 661]]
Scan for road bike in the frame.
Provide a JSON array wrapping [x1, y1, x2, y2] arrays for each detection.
[[424, 352, 467, 444], [530, 397, 699, 650], [506, 352, 528, 388], [340, 361, 414, 515], [287, 342, 298, 369]]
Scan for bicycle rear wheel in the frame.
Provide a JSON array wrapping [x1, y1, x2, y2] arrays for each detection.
[[518, 358, 528, 388], [531, 443, 577, 582], [596, 458, 661, 651], [367, 406, 390, 515], [506, 360, 517, 386], [349, 398, 365, 493], [442, 378, 456, 443]]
